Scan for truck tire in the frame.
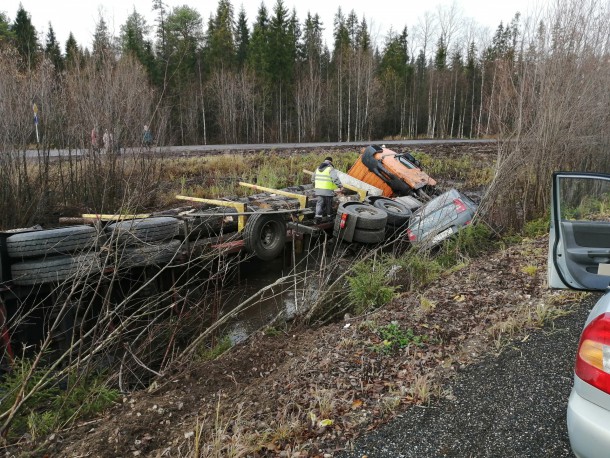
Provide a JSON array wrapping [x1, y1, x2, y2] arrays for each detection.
[[11, 253, 101, 286], [105, 217, 180, 246], [337, 202, 387, 230], [243, 212, 286, 261], [352, 227, 386, 244], [188, 208, 238, 238], [368, 197, 412, 227], [112, 239, 182, 268], [6, 226, 99, 259]]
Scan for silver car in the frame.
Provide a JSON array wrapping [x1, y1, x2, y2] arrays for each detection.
[[549, 172, 610, 458], [406, 188, 477, 247]]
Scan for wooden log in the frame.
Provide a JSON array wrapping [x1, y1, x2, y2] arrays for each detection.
[[59, 217, 95, 226]]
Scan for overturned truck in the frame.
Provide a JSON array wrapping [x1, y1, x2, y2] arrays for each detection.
[[0, 145, 475, 369], [347, 144, 438, 200]]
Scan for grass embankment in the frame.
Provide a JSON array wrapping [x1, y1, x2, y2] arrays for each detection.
[[27, 215, 587, 458], [181, 219, 582, 457]]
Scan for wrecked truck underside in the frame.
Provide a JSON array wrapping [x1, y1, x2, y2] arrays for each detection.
[[347, 144, 438, 199]]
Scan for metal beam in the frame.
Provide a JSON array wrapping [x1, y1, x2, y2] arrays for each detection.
[[81, 213, 151, 221], [238, 182, 307, 210], [175, 195, 247, 232]]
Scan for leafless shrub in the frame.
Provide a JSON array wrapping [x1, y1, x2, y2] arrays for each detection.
[[481, 0, 610, 230], [0, 47, 168, 229]]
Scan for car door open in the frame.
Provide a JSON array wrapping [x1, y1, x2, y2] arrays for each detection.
[[549, 172, 610, 291]]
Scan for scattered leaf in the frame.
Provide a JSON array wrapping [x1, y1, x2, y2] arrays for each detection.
[[351, 399, 363, 409]]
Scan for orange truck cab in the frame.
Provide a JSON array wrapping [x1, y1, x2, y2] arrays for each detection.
[[347, 145, 437, 198]]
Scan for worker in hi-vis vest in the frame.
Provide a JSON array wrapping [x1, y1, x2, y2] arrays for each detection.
[[313, 156, 343, 222]]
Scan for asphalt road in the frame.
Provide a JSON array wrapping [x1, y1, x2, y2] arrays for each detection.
[[337, 294, 598, 458], [24, 139, 494, 158]]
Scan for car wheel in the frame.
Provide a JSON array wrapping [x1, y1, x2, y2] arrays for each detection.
[[352, 227, 386, 244], [105, 217, 180, 246], [11, 253, 101, 286], [368, 197, 412, 227], [337, 202, 387, 230], [243, 212, 286, 261], [111, 239, 182, 268], [6, 226, 99, 259]]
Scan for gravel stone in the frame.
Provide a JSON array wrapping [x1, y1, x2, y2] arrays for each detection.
[[337, 294, 598, 458]]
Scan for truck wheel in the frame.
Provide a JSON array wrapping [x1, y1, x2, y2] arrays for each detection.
[[243, 212, 286, 261], [105, 217, 180, 246], [370, 198, 412, 227], [6, 226, 99, 259], [339, 203, 387, 230], [112, 239, 182, 268], [352, 227, 386, 244], [11, 253, 101, 286]]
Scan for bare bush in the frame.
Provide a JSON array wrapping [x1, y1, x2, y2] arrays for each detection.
[[481, 0, 610, 230], [0, 49, 168, 229]]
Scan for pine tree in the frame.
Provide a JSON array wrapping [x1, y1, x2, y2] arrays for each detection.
[[92, 16, 112, 61], [346, 10, 358, 50], [379, 28, 408, 77], [163, 5, 203, 144], [45, 23, 63, 71], [153, 0, 168, 62], [120, 8, 156, 79], [302, 12, 323, 63], [333, 8, 349, 53], [357, 17, 371, 51], [248, 3, 270, 75], [121, 9, 149, 57], [0, 12, 14, 46], [206, 0, 236, 70], [235, 7, 250, 68], [65, 32, 80, 68], [267, 0, 297, 141], [435, 36, 447, 70], [164, 5, 202, 71], [10, 5, 39, 69]]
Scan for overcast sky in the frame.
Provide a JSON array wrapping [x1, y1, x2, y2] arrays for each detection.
[[2, 0, 546, 51]]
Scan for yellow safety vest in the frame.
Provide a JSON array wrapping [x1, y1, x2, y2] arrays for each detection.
[[314, 167, 337, 191]]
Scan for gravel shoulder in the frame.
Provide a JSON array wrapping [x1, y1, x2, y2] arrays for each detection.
[[338, 293, 597, 458]]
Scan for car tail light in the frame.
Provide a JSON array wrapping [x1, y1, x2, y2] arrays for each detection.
[[407, 229, 417, 241], [575, 313, 610, 394], [339, 213, 348, 229], [454, 198, 467, 214]]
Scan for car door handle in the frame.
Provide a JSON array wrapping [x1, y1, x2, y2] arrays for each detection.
[[588, 250, 610, 257], [588, 250, 610, 263]]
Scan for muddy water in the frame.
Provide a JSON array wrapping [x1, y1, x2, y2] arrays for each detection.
[[220, 242, 329, 344], [223, 256, 293, 343]]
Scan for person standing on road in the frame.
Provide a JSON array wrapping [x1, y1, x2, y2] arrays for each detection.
[[143, 125, 153, 148], [91, 126, 99, 151], [102, 129, 110, 153], [313, 156, 342, 223]]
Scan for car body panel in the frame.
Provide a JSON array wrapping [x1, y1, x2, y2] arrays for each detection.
[[549, 172, 610, 458], [568, 377, 610, 458], [548, 172, 610, 290], [407, 188, 477, 247]]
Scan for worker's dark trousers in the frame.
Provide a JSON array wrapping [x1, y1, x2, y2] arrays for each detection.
[[315, 195, 333, 218]]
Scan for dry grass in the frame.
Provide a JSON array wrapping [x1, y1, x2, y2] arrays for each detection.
[[417, 295, 437, 315], [409, 374, 437, 405]]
